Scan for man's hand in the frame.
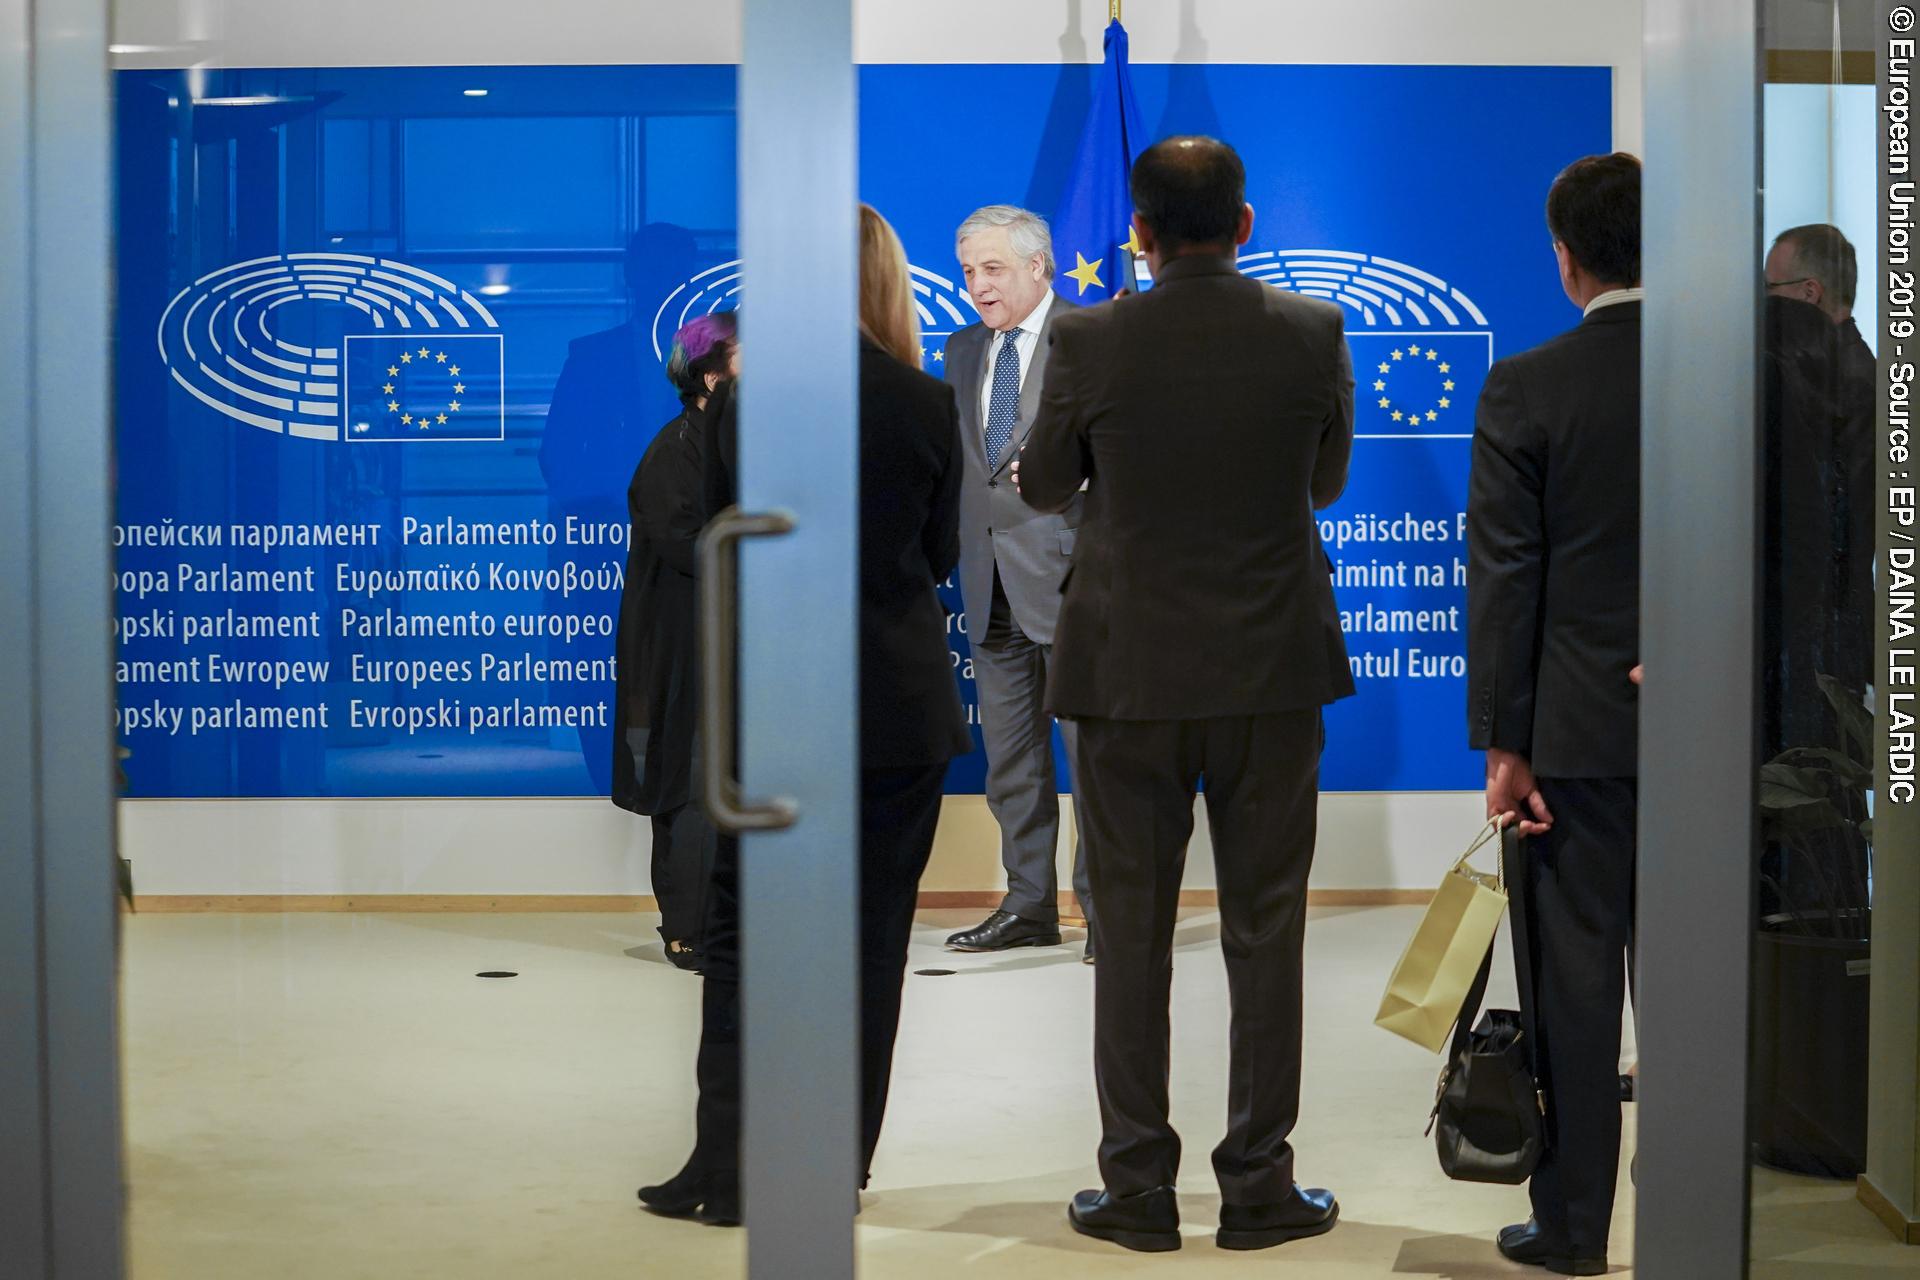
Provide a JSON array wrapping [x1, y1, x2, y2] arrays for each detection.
[[1010, 448, 1023, 495], [1486, 747, 1553, 837], [1630, 664, 1644, 686]]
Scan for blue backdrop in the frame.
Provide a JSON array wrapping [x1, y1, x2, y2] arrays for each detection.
[[111, 62, 1609, 798]]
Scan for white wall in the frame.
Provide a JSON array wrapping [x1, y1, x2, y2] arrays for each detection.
[[112, 0, 1635, 896]]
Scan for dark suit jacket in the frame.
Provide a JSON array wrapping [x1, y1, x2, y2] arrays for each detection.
[[1018, 254, 1357, 721], [704, 342, 971, 769], [1466, 300, 1641, 778]]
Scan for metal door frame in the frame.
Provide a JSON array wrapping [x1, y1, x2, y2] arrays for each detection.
[[0, 0, 126, 1277], [1637, 0, 1762, 1275], [737, 0, 861, 1275]]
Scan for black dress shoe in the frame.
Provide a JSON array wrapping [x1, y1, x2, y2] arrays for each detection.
[[1067, 1186, 1181, 1252], [1217, 1185, 1339, 1250], [945, 909, 1062, 952], [1082, 940, 1095, 965], [1497, 1219, 1606, 1275], [638, 1163, 740, 1227]]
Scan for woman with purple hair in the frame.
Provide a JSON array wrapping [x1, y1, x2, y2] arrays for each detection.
[[611, 311, 739, 972]]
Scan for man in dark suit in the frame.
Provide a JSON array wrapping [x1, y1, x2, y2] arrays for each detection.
[[1016, 136, 1354, 1254], [942, 206, 1091, 958], [1466, 152, 1642, 1277], [1765, 222, 1875, 689]]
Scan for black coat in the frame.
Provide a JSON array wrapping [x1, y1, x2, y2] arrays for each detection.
[[612, 406, 709, 816], [1466, 301, 1641, 778], [1016, 254, 1358, 720], [703, 341, 971, 769]]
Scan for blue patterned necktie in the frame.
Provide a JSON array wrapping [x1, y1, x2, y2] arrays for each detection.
[[985, 327, 1024, 465]]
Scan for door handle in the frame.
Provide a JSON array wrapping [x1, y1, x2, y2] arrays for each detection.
[[698, 506, 800, 832]]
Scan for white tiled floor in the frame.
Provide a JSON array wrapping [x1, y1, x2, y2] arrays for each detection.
[[118, 905, 1903, 1278]]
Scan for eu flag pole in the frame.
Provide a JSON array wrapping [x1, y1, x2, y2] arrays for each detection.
[[1052, 14, 1148, 303]]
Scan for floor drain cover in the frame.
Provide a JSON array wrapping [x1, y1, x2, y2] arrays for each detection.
[[913, 969, 955, 977], [475, 971, 519, 979]]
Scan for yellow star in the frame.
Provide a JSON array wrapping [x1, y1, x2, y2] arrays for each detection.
[[435, 351, 447, 363], [1426, 410, 1439, 421], [1443, 379, 1455, 391], [400, 352, 412, 363], [1372, 379, 1386, 391], [1122, 224, 1143, 256], [418, 419, 429, 429], [449, 365, 461, 377], [386, 400, 399, 413], [1426, 349, 1439, 361], [1439, 362, 1451, 374], [932, 350, 944, 363], [382, 383, 394, 395], [1405, 345, 1422, 358], [1391, 348, 1404, 361], [1439, 397, 1452, 409], [386, 365, 399, 377], [1377, 362, 1390, 374], [1377, 396, 1391, 409], [436, 413, 448, 424], [401, 412, 413, 425], [1065, 250, 1105, 295], [452, 382, 465, 395], [448, 400, 461, 412], [417, 346, 429, 359], [1391, 410, 1405, 422]]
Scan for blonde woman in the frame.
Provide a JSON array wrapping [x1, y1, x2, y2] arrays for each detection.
[[638, 206, 968, 1224]]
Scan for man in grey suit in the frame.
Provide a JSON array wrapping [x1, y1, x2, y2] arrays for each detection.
[[941, 205, 1092, 958]]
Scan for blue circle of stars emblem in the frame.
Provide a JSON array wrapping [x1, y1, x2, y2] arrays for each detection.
[[1372, 344, 1457, 427], [370, 346, 468, 433]]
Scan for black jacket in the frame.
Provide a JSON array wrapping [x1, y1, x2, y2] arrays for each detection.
[[704, 341, 971, 768], [1017, 254, 1357, 720], [1466, 300, 1641, 777], [612, 406, 708, 816]]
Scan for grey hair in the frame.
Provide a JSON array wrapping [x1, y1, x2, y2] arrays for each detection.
[[955, 205, 1055, 276]]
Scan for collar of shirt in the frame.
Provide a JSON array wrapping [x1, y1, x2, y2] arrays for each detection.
[[1583, 286, 1645, 317], [978, 292, 1054, 426]]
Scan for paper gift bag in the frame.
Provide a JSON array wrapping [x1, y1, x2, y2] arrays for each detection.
[[1375, 819, 1509, 1053]]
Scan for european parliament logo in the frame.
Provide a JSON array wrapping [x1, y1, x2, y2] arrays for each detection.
[[156, 252, 505, 444], [1237, 250, 1491, 440], [650, 257, 977, 370]]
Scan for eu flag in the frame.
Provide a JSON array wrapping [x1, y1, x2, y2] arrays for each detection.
[[343, 333, 505, 443], [1051, 19, 1148, 303]]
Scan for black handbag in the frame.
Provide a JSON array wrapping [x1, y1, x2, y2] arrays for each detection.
[[1428, 824, 1546, 1184]]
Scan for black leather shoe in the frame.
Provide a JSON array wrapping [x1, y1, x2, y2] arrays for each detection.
[[1067, 1186, 1181, 1252], [1497, 1219, 1606, 1275], [1217, 1185, 1339, 1250], [638, 1163, 740, 1227], [945, 910, 1062, 952]]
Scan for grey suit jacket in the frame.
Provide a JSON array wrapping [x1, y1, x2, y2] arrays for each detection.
[[944, 292, 1084, 647]]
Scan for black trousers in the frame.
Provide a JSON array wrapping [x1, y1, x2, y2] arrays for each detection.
[[684, 764, 947, 1183], [1521, 776, 1637, 1256], [1073, 710, 1322, 1204]]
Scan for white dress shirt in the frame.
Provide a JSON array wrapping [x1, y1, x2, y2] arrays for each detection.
[[978, 291, 1056, 433], [1583, 286, 1644, 317]]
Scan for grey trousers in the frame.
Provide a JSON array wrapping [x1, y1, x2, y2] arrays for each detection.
[[973, 572, 1089, 925]]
